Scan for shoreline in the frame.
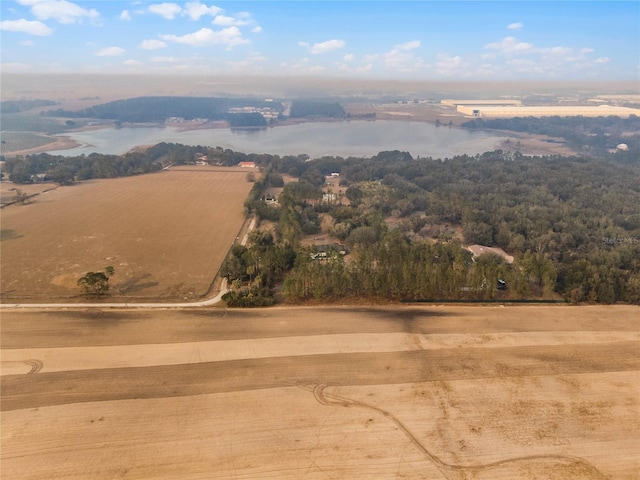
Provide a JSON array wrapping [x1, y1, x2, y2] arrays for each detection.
[[1, 117, 578, 158], [2, 134, 81, 156]]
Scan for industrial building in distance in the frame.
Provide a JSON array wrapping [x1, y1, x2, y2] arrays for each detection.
[[442, 99, 640, 118]]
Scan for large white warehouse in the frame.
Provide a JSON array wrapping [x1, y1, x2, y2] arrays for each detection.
[[457, 104, 640, 118], [441, 99, 522, 107]]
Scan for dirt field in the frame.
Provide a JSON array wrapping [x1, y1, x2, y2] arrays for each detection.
[[0, 166, 253, 302], [1, 304, 638, 479]]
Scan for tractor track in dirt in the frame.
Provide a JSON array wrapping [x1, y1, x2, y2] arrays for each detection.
[[312, 384, 607, 480]]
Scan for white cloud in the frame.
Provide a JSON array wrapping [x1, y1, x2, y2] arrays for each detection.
[[17, 0, 99, 24], [148, 2, 225, 21], [394, 40, 421, 51], [213, 15, 241, 26], [384, 41, 424, 72], [343, 53, 355, 62], [252, 26, 263, 33], [435, 53, 464, 76], [485, 36, 534, 55], [20, 39, 35, 46], [541, 46, 573, 56], [593, 57, 610, 64], [160, 26, 249, 48], [213, 11, 256, 28], [507, 22, 523, 30], [124, 59, 143, 66], [184, 1, 222, 20], [151, 56, 181, 63], [139, 39, 168, 50], [508, 58, 535, 67], [148, 2, 182, 20], [95, 46, 126, 57], [281, 57, 329, 75], [120, 10, 131, 21], [305, 39, 346, 54], [227, 52, 267, 72], [476, 64, 496, 76], [337, 60, 373, 75], [211, 15, 251, 27], [0, 19, 53, 35]]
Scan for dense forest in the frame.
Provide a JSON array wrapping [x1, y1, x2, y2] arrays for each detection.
[[226, 149, 640, 306], [3, 138, 639, 306], [45, 96, 283, 123], [1, 142, 275, 184]]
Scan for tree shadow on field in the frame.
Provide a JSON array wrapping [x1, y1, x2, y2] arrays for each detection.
[[0, 229, 23, 241], [61, 309, 131, 324], [336, 306, 459, 334], [115, 273, 159, 295], [338, 306, 456, 320]]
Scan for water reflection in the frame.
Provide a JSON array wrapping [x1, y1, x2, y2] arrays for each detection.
[[47, 120, 507, 159]]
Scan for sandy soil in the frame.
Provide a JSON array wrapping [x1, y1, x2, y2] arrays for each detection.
[[1, 304, 638, 479], [1, 167, 253, 302], [0, 135, 80, 156]]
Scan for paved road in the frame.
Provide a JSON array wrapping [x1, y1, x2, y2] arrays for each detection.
[[0, 279, 229, 309]]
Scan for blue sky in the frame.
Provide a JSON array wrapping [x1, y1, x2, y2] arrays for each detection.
[[1, 1, 639, 80]]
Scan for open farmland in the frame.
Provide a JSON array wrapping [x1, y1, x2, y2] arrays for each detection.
[[0, 166, 253, 302], [1, 305, 638, 479]]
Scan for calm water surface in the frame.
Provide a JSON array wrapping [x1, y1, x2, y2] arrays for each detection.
[[48, 120, 507, 158]]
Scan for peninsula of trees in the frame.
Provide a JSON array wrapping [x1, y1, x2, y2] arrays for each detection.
[[45, 96, 283, 124], [42, 96, 347, 126]]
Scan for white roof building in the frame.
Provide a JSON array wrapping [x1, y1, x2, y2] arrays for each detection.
[[457, 104, 640, 118]]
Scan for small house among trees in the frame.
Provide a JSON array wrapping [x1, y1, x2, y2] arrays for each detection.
[[467, 244, 514, 264], [310, 243, 348, 260]]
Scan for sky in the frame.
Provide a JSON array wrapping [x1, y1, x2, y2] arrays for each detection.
[[1, 1, 639, 80]]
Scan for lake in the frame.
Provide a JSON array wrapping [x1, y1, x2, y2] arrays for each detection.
[[47, 120, 507, 159]]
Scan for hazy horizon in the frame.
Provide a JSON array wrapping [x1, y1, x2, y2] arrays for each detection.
[[2, 73, 639, 101]]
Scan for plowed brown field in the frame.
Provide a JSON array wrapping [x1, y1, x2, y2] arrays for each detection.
[[0, 166, 253, 302], [1, 305, 638, 479]]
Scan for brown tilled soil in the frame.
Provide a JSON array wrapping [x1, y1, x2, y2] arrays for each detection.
[[1, 304, 638, 479], [0, 167, 253, 302]]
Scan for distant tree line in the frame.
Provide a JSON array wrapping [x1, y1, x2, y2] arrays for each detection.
[[44, 96, 283, 124], [289, 100, 346, 118], [1, 99, 57, 114], [462, 115, 640, 157], [1, 142, 298, 184], [42, 96, 357, 125], [2, 151, 163, 184]]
